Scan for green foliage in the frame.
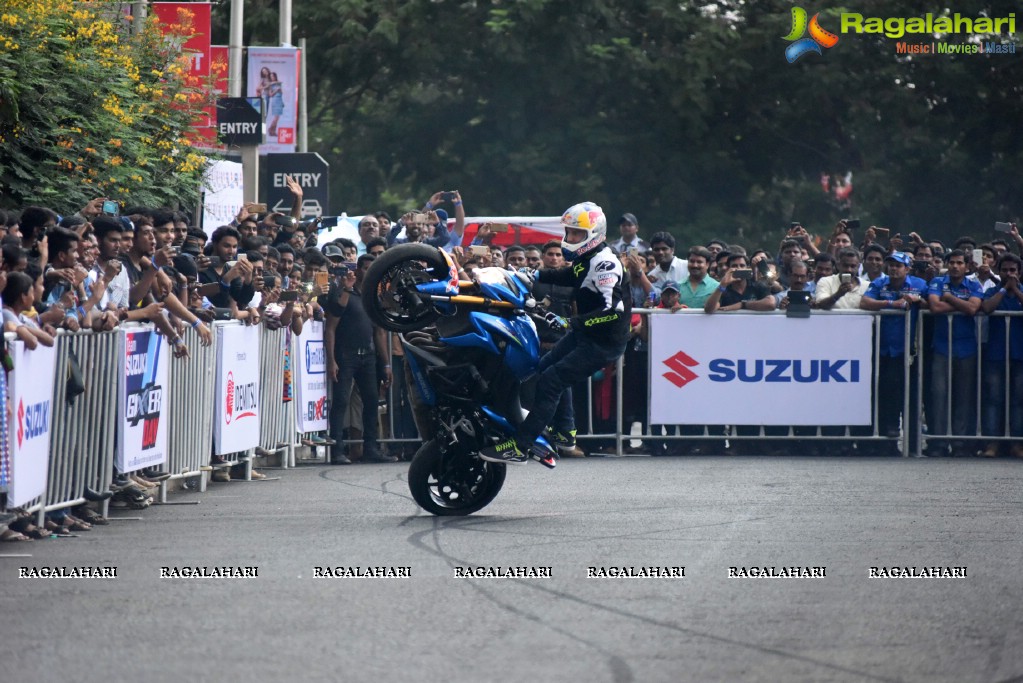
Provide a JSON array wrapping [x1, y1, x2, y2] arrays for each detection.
[[219, 0, 1022, 248], [0, 0, 213, 214]]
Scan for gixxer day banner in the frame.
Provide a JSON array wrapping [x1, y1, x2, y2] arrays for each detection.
[[118, 327, 169, 473]]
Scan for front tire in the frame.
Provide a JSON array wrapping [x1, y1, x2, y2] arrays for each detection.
[[408, 439, 506, 516], [362, 243, 451, 332]]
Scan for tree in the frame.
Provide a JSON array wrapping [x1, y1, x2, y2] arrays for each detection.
[[0, 0, 213, 212]]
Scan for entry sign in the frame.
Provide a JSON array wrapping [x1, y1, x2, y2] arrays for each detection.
[[264, 153, 329, 219], [216, 97, 262, 146]]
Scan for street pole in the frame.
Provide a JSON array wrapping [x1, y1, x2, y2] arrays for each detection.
[[280, 0, 292, 45], [230, 0, 258, 203], [299, 37, 308, 153]]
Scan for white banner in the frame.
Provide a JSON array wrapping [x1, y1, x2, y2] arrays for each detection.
[[118, 327, 169, 473], [201, 159, 244, 237], [7, 341, 56, 506], [214, 324, 261, 454], [649, 313, 873, 426], [295, 320, 329, 433], [247, 46, 300, 154]]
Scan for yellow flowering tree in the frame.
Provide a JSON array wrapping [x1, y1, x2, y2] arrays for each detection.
[[0, 0, 213, 212]]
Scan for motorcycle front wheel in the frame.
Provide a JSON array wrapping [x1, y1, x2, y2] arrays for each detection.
[[362, 243, 451, 333], [408, 439, 506, 516]]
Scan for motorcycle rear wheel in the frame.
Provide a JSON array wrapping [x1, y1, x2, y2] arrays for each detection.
[[362, 243, 451, 333], [408, 439, 506, 516]]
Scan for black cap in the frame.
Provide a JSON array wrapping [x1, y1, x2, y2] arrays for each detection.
[[322, 244, 344, 259], [619, 212, 638, 226]]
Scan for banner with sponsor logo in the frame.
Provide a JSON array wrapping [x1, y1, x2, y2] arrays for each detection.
[[649, 313, 873, 425], [295, 321, 328, 433], [7, 341, 56, 506], [150, 3, 213, 146], [246, 46, 300, 154], [118, 327, 169, 473], [214, 324, 261, 454]]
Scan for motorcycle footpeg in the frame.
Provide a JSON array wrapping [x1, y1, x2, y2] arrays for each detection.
[[531, 451, 557, 469]]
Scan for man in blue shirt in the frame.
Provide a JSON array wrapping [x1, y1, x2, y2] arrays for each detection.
[[926, 250, 983, 456], [979, 253, 1023, 458], [860, 252, 929, 455]]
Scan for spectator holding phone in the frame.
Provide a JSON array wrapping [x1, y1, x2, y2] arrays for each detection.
[[815, 248, 868, 310], [646, 232, 689, 294], [198, 226, 255, 312], [704, 252, 775, 313], [422, 190, 465, 251], [610, 213, 649, 254]]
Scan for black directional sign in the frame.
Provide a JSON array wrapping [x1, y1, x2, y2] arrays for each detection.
[[216, 98, 262, 146], [263, 153, 330, 219]]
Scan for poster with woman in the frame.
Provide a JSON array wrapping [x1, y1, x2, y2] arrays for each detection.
[[246, 47, 300, 154]]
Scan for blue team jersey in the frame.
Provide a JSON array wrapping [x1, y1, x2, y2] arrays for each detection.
[[927, 275, 983, 358], [983, 287, 1023, 362], [864, 275, 929, 357]]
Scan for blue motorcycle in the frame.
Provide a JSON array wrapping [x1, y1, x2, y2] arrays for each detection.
[[362, 243, 561, 515]]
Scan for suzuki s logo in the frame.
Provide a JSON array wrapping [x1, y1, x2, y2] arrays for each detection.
[[17, 398, 51, 449], [662, 351, 700, 388]]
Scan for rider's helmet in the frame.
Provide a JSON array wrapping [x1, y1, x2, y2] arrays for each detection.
[[560, 201, 607, 261]]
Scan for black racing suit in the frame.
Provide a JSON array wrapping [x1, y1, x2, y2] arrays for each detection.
[[518, 244, 631, 444]]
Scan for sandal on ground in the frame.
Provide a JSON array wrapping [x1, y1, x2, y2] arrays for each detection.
[[1, 529, 31, 542]]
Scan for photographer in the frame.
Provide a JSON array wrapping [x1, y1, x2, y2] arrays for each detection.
[[704, 252, 775, 313], [198, 226, 256, 315], [815, 248, 868, 310], [322, 254, 397, 464]]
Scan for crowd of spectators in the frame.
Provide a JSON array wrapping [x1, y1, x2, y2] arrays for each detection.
[[2, 185, 1022, 539]]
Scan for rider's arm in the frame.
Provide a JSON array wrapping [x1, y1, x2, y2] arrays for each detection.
[[535, 265, 576, 287]]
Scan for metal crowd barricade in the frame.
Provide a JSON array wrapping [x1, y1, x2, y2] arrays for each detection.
[[916, 309, 1023, 457], [39, 329, 119, 524], [166, 325, 216, 492], [258, 324, 298, 467]]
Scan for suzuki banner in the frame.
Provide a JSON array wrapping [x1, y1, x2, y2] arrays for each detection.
[[7, 341, 56, 506], [648, 313, 873, 426], [214, 324, 261, 454], [295, 320, 328, 433], [118, 327, 169, 473]]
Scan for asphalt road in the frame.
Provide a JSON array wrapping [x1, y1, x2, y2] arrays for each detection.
[[2, 456, 1022, 683]]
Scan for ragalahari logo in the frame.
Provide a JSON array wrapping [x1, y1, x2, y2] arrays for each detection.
[[662, 351, 700, 389], [783, 7, 839, 63]]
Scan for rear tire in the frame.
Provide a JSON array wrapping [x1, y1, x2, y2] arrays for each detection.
[[408, 439, 506, 516], [362, 243, 451, 332]]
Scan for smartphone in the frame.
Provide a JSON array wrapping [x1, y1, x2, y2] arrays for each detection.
[[237, 253, 248, 262], [972, 248, 984, 265], [470, 245, 489, 257], [756, 260, 770, 276], [441, 191, 457, 202], [790, 222, 801, 229], [846, 219, 860, 230], [169, 246, 181, 256], [995, 221, 1013, 233], [489, 223, 510, 233], [102, 200, 119, 216], [839, 273, 852, 284], [278, 290, 299, 302], [197, 283, 221, 298], [733, 268, 753, 280], [249, 203, 267, 213], [319, 216, 339, 229], [277, 216, 297, 229], [314, 271, 329, 289], [263, 275, 277, 289], [628, 247, 639, 258], [873, 227, 890, 237]]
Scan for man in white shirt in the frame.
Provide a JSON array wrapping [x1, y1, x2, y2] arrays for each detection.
[[815, 247, 869, 310], [646, 231, 689, 294]]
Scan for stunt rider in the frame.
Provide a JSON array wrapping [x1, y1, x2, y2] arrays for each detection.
[[480, 202, 632, 463]]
